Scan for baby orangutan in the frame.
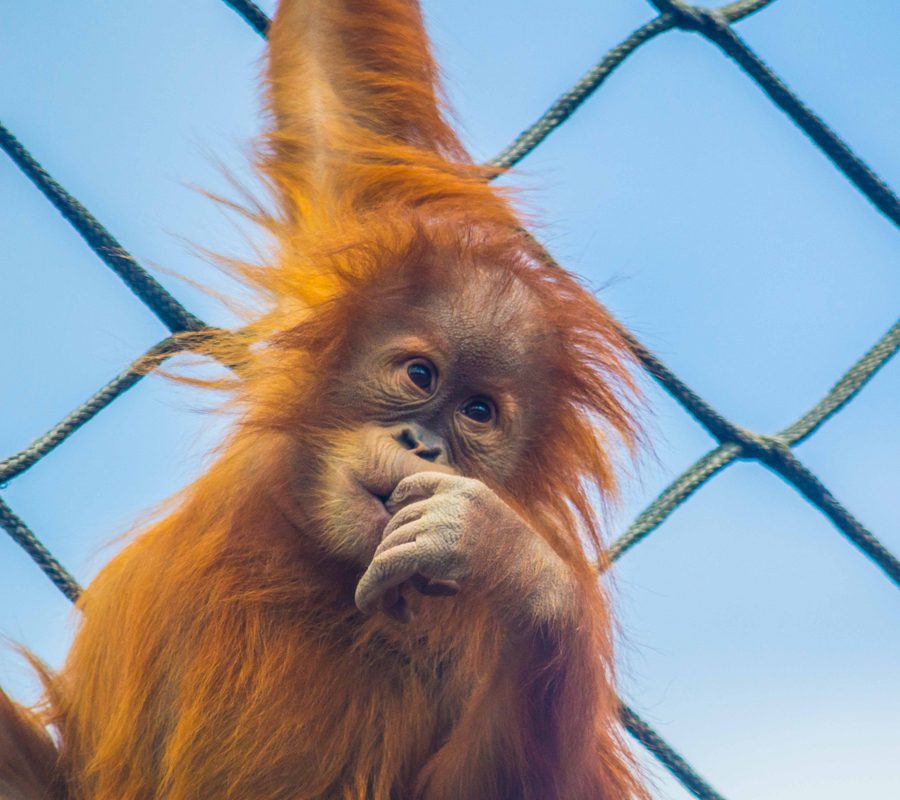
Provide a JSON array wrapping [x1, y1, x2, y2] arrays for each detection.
[[0, 1, 648, 798]]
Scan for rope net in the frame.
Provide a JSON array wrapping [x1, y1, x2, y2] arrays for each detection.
[[2, 1, 897, 797]]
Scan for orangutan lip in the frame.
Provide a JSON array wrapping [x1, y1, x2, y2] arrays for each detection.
[[351, 472, 395, 507], [367, 490, 391, 517], [352, 476, 392, 515]]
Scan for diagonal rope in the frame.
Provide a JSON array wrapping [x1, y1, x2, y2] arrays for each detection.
[[0, 497, 82, 603], [0, 338, 184, 485], [624, 333, 753, 447], [608, 443, 742, 563], [487, 16, 674, 171], [779, 319, 900, 446], [648, 0, 900, 227], [488, 0, 778, 171], [621, 704, 726, 800], [222, 0, 269, 37], [757, 443, 900, 586], [0, 123, 207, 335], [607, 319, 900, 586]]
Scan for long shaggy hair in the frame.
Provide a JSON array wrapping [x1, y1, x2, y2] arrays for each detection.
[[0, 2, 649, 798]]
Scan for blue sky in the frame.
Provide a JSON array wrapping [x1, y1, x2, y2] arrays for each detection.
[[1, 1, 898, 797]]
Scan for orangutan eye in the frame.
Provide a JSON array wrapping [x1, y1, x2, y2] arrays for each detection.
[[406, 360, 436, 394], [460, 397, 495, 424]]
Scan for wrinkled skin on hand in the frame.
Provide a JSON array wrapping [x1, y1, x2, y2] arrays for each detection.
[[356, 473, 575, 629]]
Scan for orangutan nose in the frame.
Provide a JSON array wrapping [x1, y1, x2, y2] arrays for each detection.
[[394, 423, 447, 464]]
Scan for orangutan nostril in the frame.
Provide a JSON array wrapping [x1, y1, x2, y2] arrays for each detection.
[[396, 428, 418, 451]]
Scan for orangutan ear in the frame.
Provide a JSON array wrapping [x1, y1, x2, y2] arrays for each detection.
[[266, 0, 468, 200]]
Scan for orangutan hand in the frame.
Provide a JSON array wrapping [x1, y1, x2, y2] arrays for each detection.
[[355, 472, 576, 627]]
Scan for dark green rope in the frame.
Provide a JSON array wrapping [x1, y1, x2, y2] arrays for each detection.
[[609, 322, 900, 589], [0, 338, 183, 486], [222, 0, 269, 37], [0, 123, 207, 335], [0, 498, 82, 603], [649, 0, 900, 226], [621, 704, 727, 800]]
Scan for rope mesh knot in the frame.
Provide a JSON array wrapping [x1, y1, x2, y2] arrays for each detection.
[[735, 432, 788, 460], [651, 0, 728, 33]]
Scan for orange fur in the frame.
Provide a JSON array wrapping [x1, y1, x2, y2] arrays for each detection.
[[1, 2, 648, 798], [0, 685, 66, 800]]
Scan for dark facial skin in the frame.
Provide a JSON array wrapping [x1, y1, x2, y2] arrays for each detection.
[[272, 269, 557, 570]]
